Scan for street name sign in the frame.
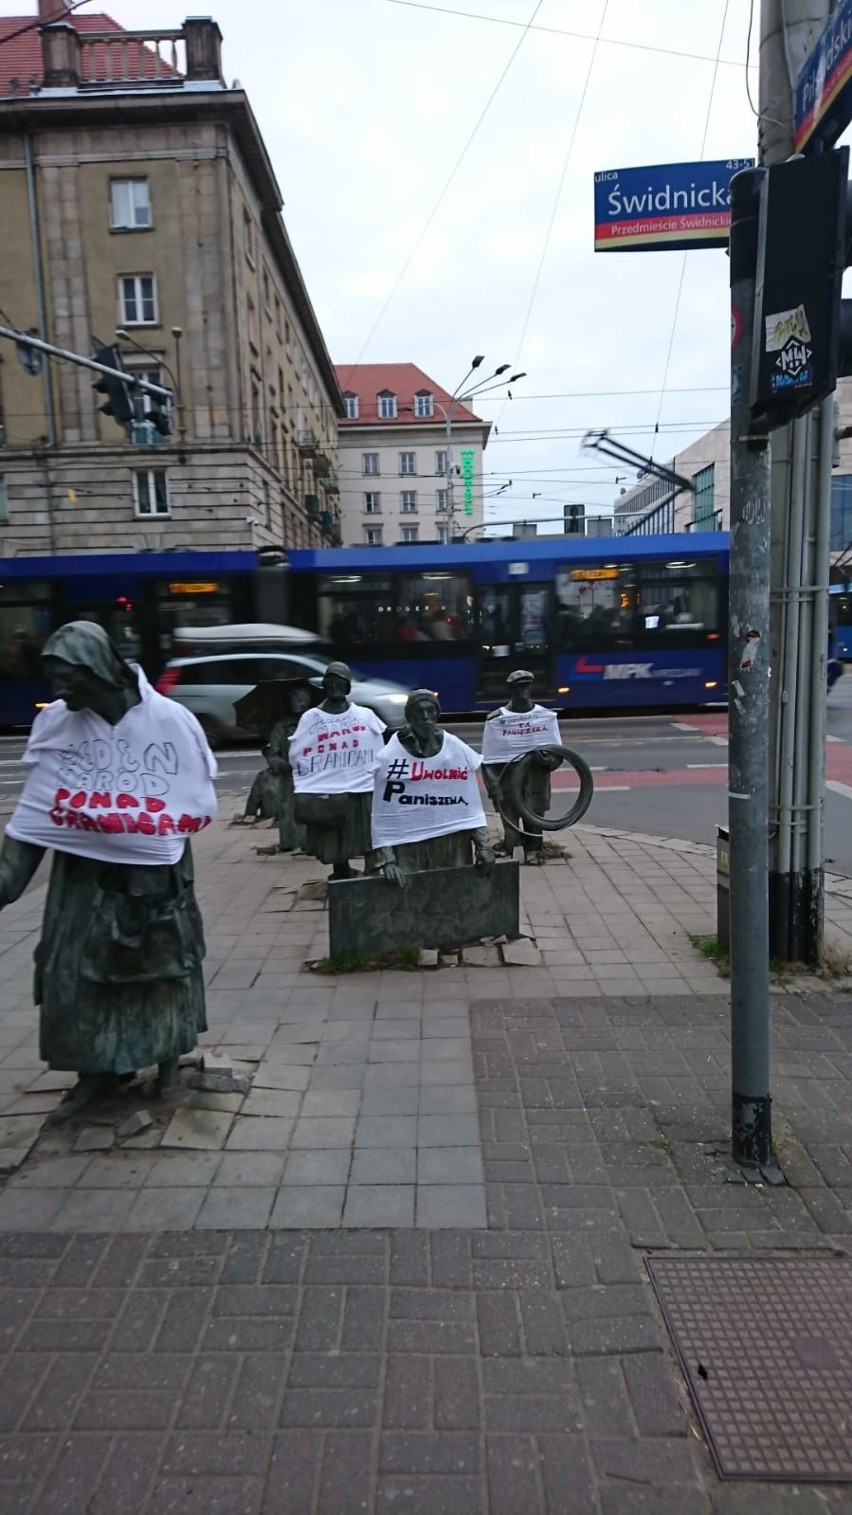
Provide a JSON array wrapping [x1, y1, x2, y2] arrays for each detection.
[[794, 0, 852, 154], [594, 159, 754, 251]]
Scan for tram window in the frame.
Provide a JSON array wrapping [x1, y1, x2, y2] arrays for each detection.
[[395, 574, 471, 642], [554, 564, 637, 648], [316, 576, 394, 644], [0, 606, 51, 680], [637, 559, 720, 637]]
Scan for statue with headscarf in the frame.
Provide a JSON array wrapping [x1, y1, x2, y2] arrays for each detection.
[[371, 690, 495, 884], [0, 621, 218, 1124]]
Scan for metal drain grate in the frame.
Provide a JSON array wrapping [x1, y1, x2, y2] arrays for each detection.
[[647, 1254, 852, 1482]]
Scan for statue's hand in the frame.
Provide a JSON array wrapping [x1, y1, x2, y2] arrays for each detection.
[[535, 746, 563, 770], [474, 840, 496, 874], [383, 862, 407, 888]]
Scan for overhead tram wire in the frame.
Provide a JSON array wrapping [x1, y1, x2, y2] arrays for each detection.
[[648, 0, 731, 462], [496, 0, 610, 428], [338, 0, 546, 385], [387, 0, 757, 70]]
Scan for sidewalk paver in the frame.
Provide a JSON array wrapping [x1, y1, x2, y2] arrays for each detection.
[[0, 793, 849, 1508]]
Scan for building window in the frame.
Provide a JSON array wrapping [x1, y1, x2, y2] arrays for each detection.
[[243, 210, 255, 265], [362, 452, 380, 475], [133, 469, 169, 516], [0, 476, 7, 524], [378, 390, 397, 419], [400, 490, 417, 513], [247, 296, 259, 353], [400, 526, 419, 544], [415, 390, 434, 418], [262, 265, 272, 311], [343, 393, 360, 420], [692, 464, 717, 530], [399, 451, 416, 476], [273, 296, 282, 340], [365, 527, 383, 545], [435, 449, 448, 475], [119, 274, 157, 325], [110, 178, 151, 230], [437, 525, 450, 544], [124, 361, 161, 422], [364, 492, 381, 514], [436, 489, 449, 512]]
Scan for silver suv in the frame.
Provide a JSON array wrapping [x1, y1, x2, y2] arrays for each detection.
[[156, 649, 411, 745]]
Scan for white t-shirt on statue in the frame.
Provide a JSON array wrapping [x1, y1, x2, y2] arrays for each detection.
[[289, 703, 386, 795]]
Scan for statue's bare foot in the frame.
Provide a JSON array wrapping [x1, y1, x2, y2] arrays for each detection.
[[524, 851, 545, 866], [46, 1074, 111, 1126], [255, 844, 281, 856]]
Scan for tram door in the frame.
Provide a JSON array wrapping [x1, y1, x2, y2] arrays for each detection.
[[475, 581, 553, 701]]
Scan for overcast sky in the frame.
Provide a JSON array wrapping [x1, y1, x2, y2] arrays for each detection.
[[7, 0, 769, 528]]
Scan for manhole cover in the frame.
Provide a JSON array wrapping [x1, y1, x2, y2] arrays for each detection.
[[647, 1255, 852, 1482]]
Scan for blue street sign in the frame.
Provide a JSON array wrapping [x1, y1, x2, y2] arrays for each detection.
[[594, 159, 754, 252], [794, 0, 852, 153]]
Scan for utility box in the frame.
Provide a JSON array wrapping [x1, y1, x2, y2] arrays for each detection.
[[716, 824, 730, 951]]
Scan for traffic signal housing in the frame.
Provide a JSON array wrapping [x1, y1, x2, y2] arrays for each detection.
[[92, 344, 134, 429], [750, 146, 852, 430], [564, 503, 585, 535]]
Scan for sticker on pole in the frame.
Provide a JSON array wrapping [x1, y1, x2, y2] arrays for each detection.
[[764, 305, 814, 394]]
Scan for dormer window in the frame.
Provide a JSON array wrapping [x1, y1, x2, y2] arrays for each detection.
[[343, 392, 359, 419], [414, 390, 434, 418], [378, 390, 398, 419]]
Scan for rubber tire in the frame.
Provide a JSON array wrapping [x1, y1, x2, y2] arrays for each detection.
[[508, 745, 594, 831]]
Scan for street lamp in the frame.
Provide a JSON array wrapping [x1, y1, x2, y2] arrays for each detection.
[[115, 325, 187, 448], [439, 358, 526, 539]]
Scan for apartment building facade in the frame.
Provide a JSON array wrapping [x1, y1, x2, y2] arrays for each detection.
[[334, 364, 491, 546], [0, 3, 343, 557]]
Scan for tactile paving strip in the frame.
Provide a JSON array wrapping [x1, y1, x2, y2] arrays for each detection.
[[646, 1255, 852, 1482]]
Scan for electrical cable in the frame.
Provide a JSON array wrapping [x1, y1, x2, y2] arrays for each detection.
[[387, 0, 754, 69], [648, 0, 730, 462], [338, 0, 545, 385], [505, 0, 610, 401]]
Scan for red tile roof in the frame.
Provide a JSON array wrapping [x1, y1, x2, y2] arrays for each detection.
[[334, 363, 483, 427], [0, 13, 175, 96]]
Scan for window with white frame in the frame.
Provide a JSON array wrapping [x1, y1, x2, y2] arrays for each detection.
[[400, 526, 419, 544], [362, 452, 380, 475], [364, 492, 381, 514], [400, 491, 417, 513], [119, 274, 157, 325], [110, 179, 151, 230], [343, 393, 359, 419], [414, 390, 434, 418], [365, 526, 383, 545], [435, 449, 448, 475], [378, 390, 397, 419], [436, 525, 450, 544], [133, 468, 169, 516], [399, 451, 416, 475], [436, 489, 449, 512], [124, 361, 161, 419]]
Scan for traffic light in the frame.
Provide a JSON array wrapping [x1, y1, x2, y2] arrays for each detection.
[[750, 146, 852, 430], [92, 344, 133, 428], [564, 503, 585, 535]]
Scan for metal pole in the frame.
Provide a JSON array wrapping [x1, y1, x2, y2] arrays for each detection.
[[24, 134, 57, 555], [445, 401, 454, 538], [728, 167, 773, 1169], [0, 323, 172, 403]]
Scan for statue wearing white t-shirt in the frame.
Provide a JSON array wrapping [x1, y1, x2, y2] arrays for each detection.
[[482, 669, 562, 864], [372, 690, 495, 887], [289, 662, 386, 880]]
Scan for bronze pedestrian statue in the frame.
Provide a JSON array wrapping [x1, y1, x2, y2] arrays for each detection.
[[372, 689, 495, 885], [482, 669, 562, 863], [289, 662, 386, 880], [0, 621, 216, 1124]]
